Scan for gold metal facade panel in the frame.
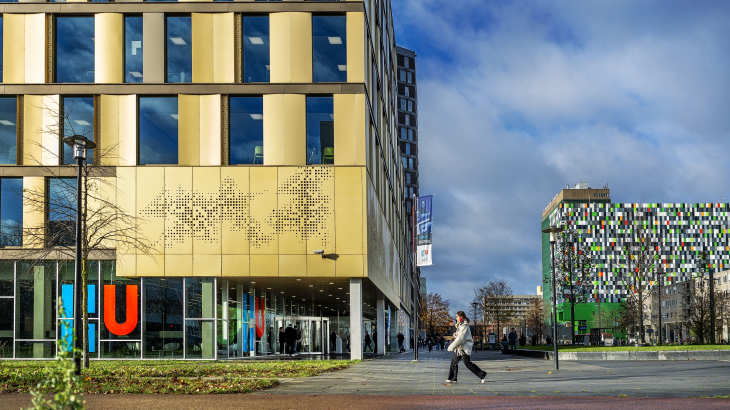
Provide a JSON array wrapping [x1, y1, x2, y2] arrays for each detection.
[[193, 255, 221, 277], [191, 13, 214, 83], [333, 94, 355, 165], [279, 255, 305, 277], [199, 94, 222, 166], [137, 254, 163, 277], [276, 167, 307, 255], [213, 13, 235, 83], [306, 168, 334, 255], [3, 14, 25, 84], [346, 12, 365, 83], [115, 167, 136, 254], [24, 14, 46, 84], [249, 167, 278, 255], [283, 94, 306, 165], [335, 167, 363, 255], [306, 255, 334, 277], [336, 255, 364, 277], [116, 254, 136, 277], [117, 95, 137, 166], [269, 13, 291, 83], [289, 13, 313, 83], [95, 14, 124, 84], [192, 167, 222, 255], [178, 95, 201, 166], [22, 176, 45, 248], [164, 167, 193, 255], [263, 94, 285, 164], [250, 254, 278, 276], [222, 255, 249, 277], [165, 254, 193, 277], [353, 94, 367, 165], [22, 95, 43, 165], [135, 167, 165, 255], [220, 167, 250, 255], [40, 95, 59, 166], [100, 95, 119, 166]]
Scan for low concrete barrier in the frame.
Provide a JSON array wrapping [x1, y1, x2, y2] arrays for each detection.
[[518, 349, 729, 361]]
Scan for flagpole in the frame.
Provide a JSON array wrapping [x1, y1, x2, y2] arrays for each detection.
[[412, 194, 418, 361]]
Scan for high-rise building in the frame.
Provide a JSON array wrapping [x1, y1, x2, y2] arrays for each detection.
[[542, 183, 729, 341], [0, 0, 412, 361], [396, 47, 419, 225]]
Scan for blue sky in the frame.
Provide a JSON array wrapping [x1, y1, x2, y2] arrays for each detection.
[[392, 0, 730, 309]]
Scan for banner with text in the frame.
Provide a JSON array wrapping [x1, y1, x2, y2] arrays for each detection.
[[416, 195, 433, 266]]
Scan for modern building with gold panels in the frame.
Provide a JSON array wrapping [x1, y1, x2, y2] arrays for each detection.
[[0, 0, 413, 361]]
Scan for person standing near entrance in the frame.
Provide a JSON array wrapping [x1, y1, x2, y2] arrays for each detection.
[[284, 324, 297, 356], [293, 325, 301, 354], [364, 331, 373, 352], [330, 331, 337, 353], [397, 331, 405, 352], [278, 327, 285, 354], [508, 328, 518, 356], [446, 311, 488, 384]]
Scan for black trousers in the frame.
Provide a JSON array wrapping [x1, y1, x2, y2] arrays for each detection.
[[447, 351, 486, 381]]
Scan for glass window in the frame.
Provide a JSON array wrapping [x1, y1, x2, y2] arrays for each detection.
[[143, 278, 183, 358], [407, 72, 412, 83], [166, 16, 192, 83], [185, 278, 215, 319], [405, 115, 410, 125], [405, 143, 410, 155], [139, 97, 178, 165], [401, 157, 407, 169], [409, 158, 414, 169], [100, 261, 141, 347], [408, 129, 414, 141], [399, 70, 405, 81], [16, 262, 57, 347], [56, 17, 95, 83], [306, 96, 334, 165], [230, 97, 264, 165], [405, 86, 409, 97], [0, 98, 17, 165], [400, 99, 406, 110], [404, 57, 409, 69], [312, 16, 347, 82], [406, 173, 411, 184], [243, 17, 270, 83], [62, 97, 94, 164], [0, 17, 3, 83], [1, 179, 22, 247], [125, 16, 144, 83], [400, 127, 406, 139], [408, 100, 413, 112], [48, 178, 77, 247]]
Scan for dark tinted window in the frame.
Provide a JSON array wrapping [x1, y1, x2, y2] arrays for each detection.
[[166, 16, 192, 83], [306, 96, 334, 165], [0, 179, 22, 247], [139, 97, 178, 165], [0, 98, 17, 165], [125, 16, 144, 83], [62, 97, 95, 164], [312, 16, 347, 82], [243, 17, 270, 83], [56, 17, 95, 83], [230, 97, 264, 165]]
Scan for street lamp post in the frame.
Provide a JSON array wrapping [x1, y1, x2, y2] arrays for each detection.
[[656, 269, 666, 346], [543, 225, 564, 371], [62, 135, 95, 375]]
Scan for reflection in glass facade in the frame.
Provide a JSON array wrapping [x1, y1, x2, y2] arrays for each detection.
[[312, 16, 347, 83], [243, 17, 270, 83], [144, 278, 184, 358], [0, 179, 23, 247], [139, 97, 178, 165], [306, 96, 334, 165], [0, 17, 3, 83], [229, 97, 264, 165], [0, 98, 17, 165], [47, 178, 77, 247], [166, 16, 192, 83], [62, 97, 95, 164], [56, 17, 95, 83], [125, 16, 144, 83]]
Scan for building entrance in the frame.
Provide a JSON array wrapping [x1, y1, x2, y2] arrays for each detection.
[[275, 316, 329, 354]]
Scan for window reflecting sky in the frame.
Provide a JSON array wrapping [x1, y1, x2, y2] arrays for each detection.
[[230, 97, 264, 165], [139, 97, 178, 165], [0, 18, 4, 83], [306, 96, 334, 165], [312, 16, 347, 83], [56, 17, 95, 83], [243, 17, 270, 83], [125, 17, 144, 83], [0, 179, 22, 247], [48, 178, 77, 247], [62, 97, 94, 164], [166, 17, 192, 83], [0, 98, 16, 165]]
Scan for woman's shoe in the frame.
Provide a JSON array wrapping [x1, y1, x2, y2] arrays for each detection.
[[445, 379, 457, 383]]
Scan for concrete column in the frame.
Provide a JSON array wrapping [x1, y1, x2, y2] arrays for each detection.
[[376, 298, 385, 355], [143, 13, 165, 83], [349, 279, 363, 360]]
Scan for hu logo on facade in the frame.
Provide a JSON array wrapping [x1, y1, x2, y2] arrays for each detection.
[[104, 285, 138, 336]]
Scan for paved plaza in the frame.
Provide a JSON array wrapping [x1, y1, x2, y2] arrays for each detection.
[[263, 348, 730, 397]]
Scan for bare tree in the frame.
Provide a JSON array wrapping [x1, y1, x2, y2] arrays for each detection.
[[475, 279, 514, 338], [553, 227, 595, 341], [15, 101, 153, 369], [525, 296, 546, 344], [420, 293, 451, 336], [681, 278, 712, 343]]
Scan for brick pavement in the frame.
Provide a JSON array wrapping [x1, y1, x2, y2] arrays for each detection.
[[261, 348, 730, 397]]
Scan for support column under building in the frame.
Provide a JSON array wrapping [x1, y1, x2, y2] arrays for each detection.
[[376, 298, 385, 355], [349, 279, 363, 360]]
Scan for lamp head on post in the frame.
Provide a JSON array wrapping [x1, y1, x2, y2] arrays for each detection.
[[542, 226, 564, 244], [62, 135, 96, 161]]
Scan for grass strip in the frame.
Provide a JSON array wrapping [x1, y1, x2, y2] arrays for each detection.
[[517, 345, 730, 352]]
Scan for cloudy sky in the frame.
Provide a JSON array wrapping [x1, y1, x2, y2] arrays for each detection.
[[391, 0, 730, 309]]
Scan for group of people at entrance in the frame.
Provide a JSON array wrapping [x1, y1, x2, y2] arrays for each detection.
[[278, 324, 302, 356]]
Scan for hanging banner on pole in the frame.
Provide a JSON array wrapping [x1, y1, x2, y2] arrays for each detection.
[[416, 195, 433, 266]]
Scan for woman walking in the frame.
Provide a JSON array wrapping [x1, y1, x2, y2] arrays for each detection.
[[446, 311, 488, 384]]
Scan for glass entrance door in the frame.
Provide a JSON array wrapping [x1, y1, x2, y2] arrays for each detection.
[[283, 316, 328, 354]]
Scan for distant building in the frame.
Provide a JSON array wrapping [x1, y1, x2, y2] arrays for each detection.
[[419, 277, 427, 297]]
